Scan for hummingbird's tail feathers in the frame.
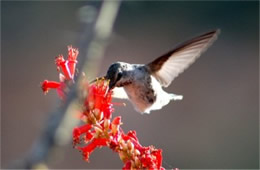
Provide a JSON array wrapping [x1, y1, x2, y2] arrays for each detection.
[[169, 93, 183, 101], [141, 93, 183, 114]]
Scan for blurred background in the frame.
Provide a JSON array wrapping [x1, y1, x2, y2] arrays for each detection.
[[1, 1, 259, 169]]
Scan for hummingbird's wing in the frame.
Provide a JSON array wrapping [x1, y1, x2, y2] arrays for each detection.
[[146, 29, 220, 87]]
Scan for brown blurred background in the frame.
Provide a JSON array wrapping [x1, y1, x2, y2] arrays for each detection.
[[1, 1, 259, 169]]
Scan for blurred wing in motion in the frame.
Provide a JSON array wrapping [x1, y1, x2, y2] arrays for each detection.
[[147, 29, 220, 87]]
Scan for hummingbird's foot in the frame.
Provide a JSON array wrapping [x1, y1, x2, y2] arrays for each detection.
[[170, 93, 183, 100]]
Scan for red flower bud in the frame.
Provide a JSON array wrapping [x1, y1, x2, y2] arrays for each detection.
[[41, 80, 60, 94], [152, 149, 163, 169], [112, 116, 121, 125], [122, 161, 131, 170]]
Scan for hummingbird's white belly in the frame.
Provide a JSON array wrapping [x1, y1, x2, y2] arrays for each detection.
[[123, 76, 173, 114], [147, 76, 174, 112]]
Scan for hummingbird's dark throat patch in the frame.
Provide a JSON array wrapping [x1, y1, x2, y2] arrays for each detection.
[[117, 80, 132, 87]]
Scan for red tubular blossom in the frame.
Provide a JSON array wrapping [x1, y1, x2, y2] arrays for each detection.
[[85, 131, 93, 142], [41, 80, 60, 94], [55, 55, 65, 70], [73, 124, 92, 145], [68, 45, 79, 61], [141, 154, 153, 168], [55, 46, 79, 80], [55, 56, 72, 80], [112, 116, 121, 125], [42, 45, 79, 100], [68, 60, 77, 79], [67, 46, 79, 78], [122, 161, 131, 170], [77, 138, 108, 161], [126, 130, 138, 142], [152, 149, 163, 169]]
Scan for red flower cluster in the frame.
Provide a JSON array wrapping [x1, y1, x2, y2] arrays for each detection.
[[73, 79, 164, 169], [41, 45, 79, 99], [41, 46, 166, 169]]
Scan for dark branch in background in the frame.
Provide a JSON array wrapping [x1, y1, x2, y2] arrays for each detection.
[[10, 1, 121, 169]]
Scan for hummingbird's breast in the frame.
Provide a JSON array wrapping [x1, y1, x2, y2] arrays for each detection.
[[122, 66, 157, 113]]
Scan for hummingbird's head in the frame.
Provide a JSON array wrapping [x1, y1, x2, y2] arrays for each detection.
[[105, 62, 125, 90]]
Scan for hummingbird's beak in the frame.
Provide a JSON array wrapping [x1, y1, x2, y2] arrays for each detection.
[[90, 76, 115, 90], [102, 75, 116, 90], [109, 82, 116, 90], [89, 79, 97, 84], [89, 77, 105, 85]]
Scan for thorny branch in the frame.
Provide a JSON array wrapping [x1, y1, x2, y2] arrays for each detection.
[[10, 1, 121, 169]]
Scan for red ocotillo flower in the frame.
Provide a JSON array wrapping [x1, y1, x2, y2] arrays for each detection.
[[41, 45, 78, 99]]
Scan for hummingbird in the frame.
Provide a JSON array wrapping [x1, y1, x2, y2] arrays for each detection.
[[97, 30, 220, 114]]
